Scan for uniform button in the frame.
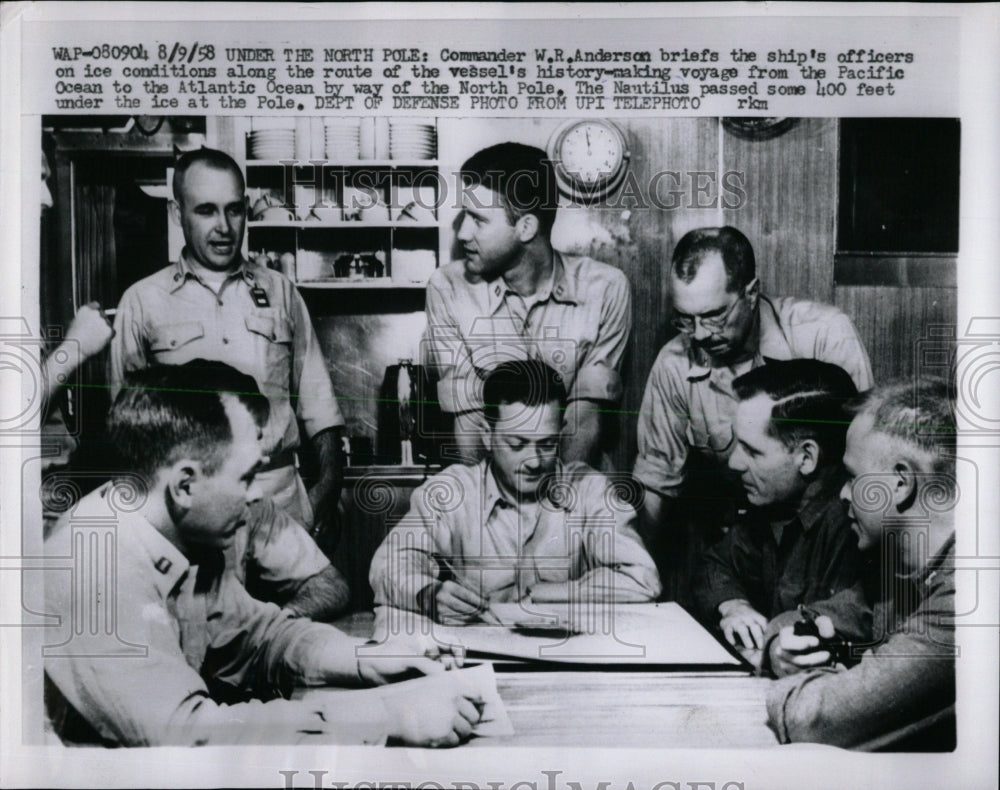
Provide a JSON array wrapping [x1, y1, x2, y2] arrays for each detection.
[[494, 285, 501, 296], [556, 286, 564, 295], [170, 340, 177, 347], [173, 273, 181, 281], [222, 337, 229, 344]]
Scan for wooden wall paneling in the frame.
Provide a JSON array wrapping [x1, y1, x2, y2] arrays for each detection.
[[834, 285, 958, 384], [722, 118, 838, 303], [606, 117, 720, 470]]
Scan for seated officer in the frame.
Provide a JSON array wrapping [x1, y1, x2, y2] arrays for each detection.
[[693, 359, 866, 658], [370, 359, 660, 623], [766, 379, 957, 751], [44, 363, 480, 747], [131, 362, 350, 621]]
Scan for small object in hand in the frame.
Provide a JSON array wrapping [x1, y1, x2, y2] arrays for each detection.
[[793, 605, 853, 665]]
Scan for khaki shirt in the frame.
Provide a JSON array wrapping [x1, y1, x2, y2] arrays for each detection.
[[423, 253, 632, 413], [634, 295, 874, 498], [43, 484, 386, 746], [109, 253, 343, 455], [369, 460, 661, 610]]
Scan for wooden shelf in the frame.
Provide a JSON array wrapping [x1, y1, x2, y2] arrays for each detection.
[[249, 220, 438, 229], [246, 159, 439, 168], [294, 279, 429, 289]]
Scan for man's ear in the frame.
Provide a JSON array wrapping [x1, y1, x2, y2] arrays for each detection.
[[892, 459, 919, 512], [796, 438, 820, 477], [744, 277, 760, 309], [516, 213, 540, 244], [166, 459, 199, 510], [168, 200, 182, 227]]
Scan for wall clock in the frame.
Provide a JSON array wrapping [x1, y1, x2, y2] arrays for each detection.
[[547, 119, 630, 202]]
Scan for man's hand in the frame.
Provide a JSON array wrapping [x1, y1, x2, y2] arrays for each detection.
[[357, 634, 463, 685], [769, 614, 837, 678], [307, 427, 345, 554], [432, 580, 491, 625], [718, 599, 768, 649], [382, 675, 483, 747], [65, 302, 114, 358]]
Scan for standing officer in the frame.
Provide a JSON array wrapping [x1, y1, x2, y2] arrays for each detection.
[[109, 147, 345, 550]]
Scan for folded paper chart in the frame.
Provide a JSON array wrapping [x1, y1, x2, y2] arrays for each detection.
[[373, 603, 743, 669]]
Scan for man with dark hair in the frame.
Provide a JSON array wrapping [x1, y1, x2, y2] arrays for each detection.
[[110, 147, 345, 547], [370, 359, 659, 622], [634, 226, 873, 601], [693, 359, 866, 659], [44, 363, 481, 747], [117, 361, 350, 620], [423, 142, 632, 465], [765, 378, 957, 751]]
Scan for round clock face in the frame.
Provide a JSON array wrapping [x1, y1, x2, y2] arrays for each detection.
[[549, 120, 629, 201]]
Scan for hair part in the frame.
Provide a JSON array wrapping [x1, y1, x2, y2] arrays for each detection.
[[172, 147, 246, 202], [482, 359, 567, 428], [107, 360, 268, 480], [848, 378, 957, 492], [733, 359, 859, 467], [671, 226, 756, 292], [460, 142, 559, 236]]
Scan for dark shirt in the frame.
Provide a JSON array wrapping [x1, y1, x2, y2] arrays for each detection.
[[766, 535, 956, 751], [693, 470, 865, 626]]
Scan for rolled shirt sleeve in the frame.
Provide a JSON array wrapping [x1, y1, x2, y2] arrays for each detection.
[[567, 270, 631, 403], [633, 344, 691, 498], [108, 286, 149, 402]]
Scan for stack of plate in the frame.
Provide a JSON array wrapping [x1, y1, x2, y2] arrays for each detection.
[[248, 129, 295, 161], [389, 120, 436, 160], [325, 119, 361, 160]]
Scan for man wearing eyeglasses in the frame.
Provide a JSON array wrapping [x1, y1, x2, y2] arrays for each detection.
[[633, 227, 872, 604]]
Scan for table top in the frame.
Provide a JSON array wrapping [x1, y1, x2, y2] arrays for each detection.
[[333, 612, 780, 749]]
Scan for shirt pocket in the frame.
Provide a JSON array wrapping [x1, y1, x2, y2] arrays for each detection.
[[686, 388, 736, 458], [244, 312, 293, 393], [148, 321, 204, 362]]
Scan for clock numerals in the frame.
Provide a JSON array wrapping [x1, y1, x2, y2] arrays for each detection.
[[549, 120, 629, 201]]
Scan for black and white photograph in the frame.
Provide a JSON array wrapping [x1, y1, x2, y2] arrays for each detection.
[[1, 4, 997, 789]]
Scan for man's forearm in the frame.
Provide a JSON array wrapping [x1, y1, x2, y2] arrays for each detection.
[[284, 565, 351, 622], [311, 426, 345, 504]]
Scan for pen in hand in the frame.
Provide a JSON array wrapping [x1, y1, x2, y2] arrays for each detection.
[[432, 553, 503, 626]]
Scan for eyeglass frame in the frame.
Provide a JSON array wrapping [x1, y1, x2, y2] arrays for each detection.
[[670, 279, 757, 335]]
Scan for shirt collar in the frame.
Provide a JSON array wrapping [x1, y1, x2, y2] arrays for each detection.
[[684, 295, 791, 383], [796, 467, 846, 533], [171, 249, 255, 293], [106, 484, 190, 598], [481, 458, 569, 517], [484, 251, 578, 315]]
